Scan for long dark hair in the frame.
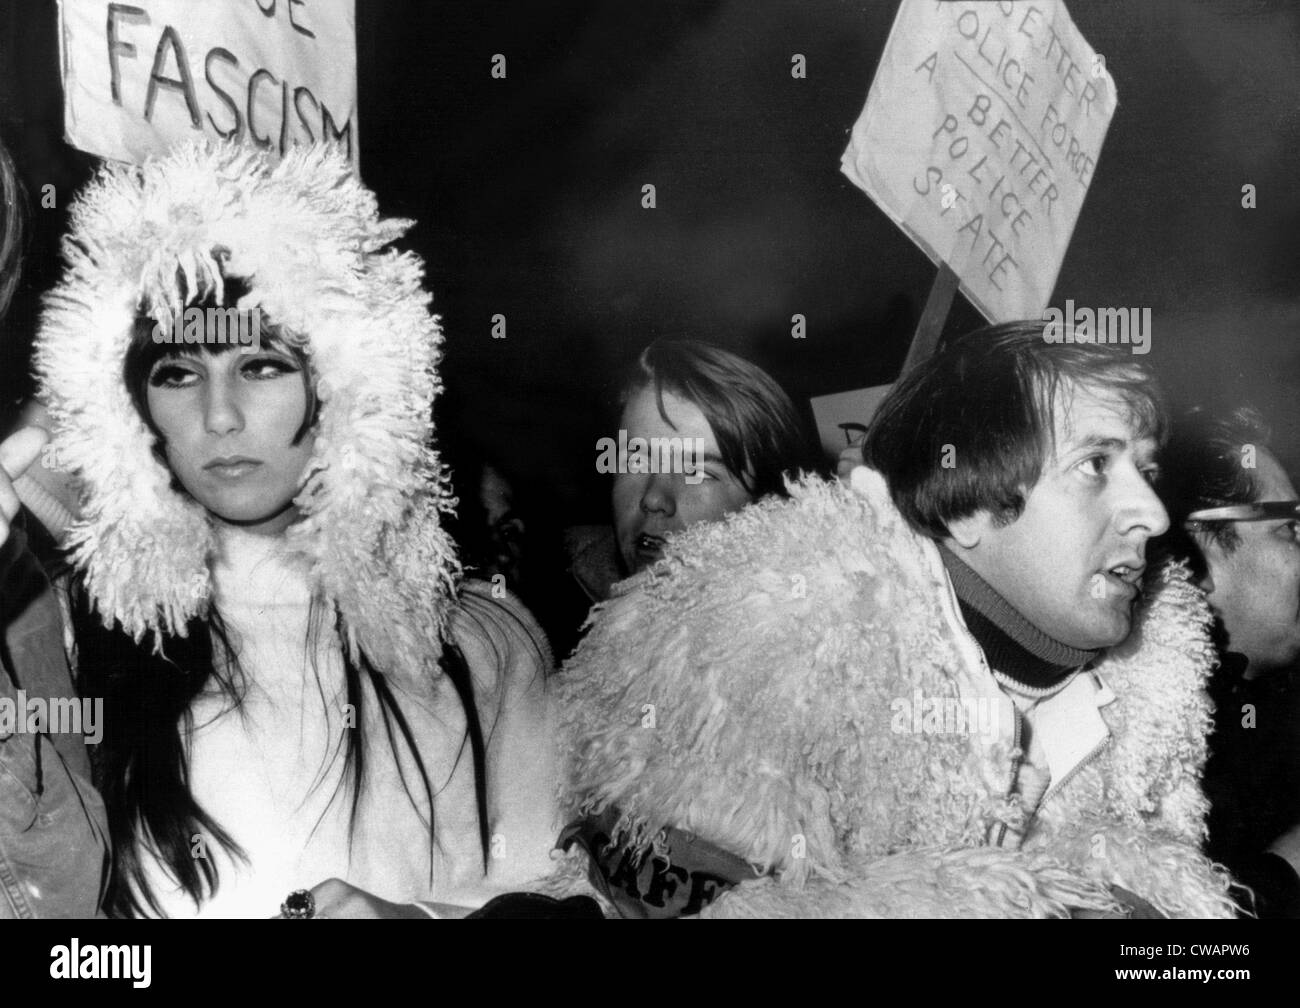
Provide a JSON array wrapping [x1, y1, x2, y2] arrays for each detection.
[[620, 339, 821, 500], [75, 281, 490, 917], [74, 589, 491, 918]]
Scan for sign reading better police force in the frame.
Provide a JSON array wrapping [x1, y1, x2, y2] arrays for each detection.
[[842, 0, 1116, 323], [58, 0, 357, 166]]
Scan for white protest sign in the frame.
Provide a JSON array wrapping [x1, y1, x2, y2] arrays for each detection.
[[810, 385, 894, 462], [58, 0, 357, 166], [842, 0, 1116, 323]]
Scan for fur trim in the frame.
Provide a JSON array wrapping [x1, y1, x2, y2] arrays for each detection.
[[698, 848, 1118, 919], [560, 473, 998, 887], [558, 471, 1235, 917], [1024, 560, 1238, 917], [34, 141, 458, 678]]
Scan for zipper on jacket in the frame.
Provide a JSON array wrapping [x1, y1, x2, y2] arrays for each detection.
[[1041, 732, 1110, 808], [942, 567, 1082, 849], [997, 705, 1025, 847], [1039, 669, 1114, 805], [952, 616, 1023, 848], [954, 616, 1111, 844]]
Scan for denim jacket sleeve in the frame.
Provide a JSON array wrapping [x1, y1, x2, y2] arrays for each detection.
[[0, 527, 109, 918]]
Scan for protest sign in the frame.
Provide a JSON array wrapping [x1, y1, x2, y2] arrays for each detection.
[[842, 0, 1116, 323], [58, 0, 357, 166], [810, 384, 894, 462]]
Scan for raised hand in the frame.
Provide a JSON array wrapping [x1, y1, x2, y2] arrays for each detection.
[[0, 426, 49, 553]]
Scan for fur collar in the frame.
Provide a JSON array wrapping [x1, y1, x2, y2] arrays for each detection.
[[558, 469, 1234, 916]]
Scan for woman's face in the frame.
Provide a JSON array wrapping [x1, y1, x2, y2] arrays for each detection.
[[612, 386, 755, 574], [145, 342, 315, 535]]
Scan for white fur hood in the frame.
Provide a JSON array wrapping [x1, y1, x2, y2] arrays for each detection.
[[34, 141, 459, 678]]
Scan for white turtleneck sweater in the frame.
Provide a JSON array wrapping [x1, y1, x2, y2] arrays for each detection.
[[135, 527, 561, 918]]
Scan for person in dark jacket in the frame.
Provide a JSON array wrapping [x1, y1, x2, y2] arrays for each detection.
[[1158, 404, 1300, 917], [0, 135, 109, 919]]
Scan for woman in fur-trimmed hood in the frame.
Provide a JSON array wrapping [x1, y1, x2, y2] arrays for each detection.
[[30, 141, 560, 918]]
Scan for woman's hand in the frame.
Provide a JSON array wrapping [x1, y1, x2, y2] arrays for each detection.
[[282, 878, 443, 919], [0, 426, 49, 553]]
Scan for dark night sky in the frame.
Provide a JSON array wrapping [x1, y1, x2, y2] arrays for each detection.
[[2, 0, 1298, 528]]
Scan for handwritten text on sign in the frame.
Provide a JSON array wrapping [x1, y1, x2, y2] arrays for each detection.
[[58, 0, 357, 166], [841, 0, 1115, 323]]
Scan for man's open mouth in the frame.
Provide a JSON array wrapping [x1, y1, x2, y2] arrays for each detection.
[[635, 534, 665, 561], [1101, 561, 1146, 594]]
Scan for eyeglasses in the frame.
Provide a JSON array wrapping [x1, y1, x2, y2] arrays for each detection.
[[1184, 500, 1300, 525]]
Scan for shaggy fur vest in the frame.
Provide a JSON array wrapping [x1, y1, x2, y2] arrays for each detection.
[[553, 468, 1237, 918]]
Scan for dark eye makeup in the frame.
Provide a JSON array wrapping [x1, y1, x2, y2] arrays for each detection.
[[147, 358, 200, 388], [240, 354, 300, 379], [147, 352, 300, 388]]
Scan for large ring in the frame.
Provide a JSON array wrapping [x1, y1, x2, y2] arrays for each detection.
[[281, 889, 316, 919]]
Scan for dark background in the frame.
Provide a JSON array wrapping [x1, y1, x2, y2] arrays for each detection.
[[2, 0, 1298, 531]]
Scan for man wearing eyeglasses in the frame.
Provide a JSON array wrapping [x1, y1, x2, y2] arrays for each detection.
[[1160, 405, 1300, 917]]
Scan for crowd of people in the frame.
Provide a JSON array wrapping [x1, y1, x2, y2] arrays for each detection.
[[1, 138, 1297, 919]]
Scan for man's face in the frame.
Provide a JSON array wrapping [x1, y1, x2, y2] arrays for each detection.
[[1202, 449, 1300, 674], [952, 383, 1169, 650], [612, 387, 754, 574]]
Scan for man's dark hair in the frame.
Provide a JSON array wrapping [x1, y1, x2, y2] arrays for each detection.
[[863, 320, 1167, 538], [1157, 405, 1271, 567], [619, 339, 821, 500]]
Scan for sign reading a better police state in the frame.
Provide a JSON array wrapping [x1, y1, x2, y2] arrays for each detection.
[[841, 0, 1115, 323], [58, 0, 357, 166]]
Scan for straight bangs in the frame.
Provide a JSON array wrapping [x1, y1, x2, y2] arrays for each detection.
[[127, 309, 304, 369], [626, 339, 818, 499], [864, 320, 1168, 538]]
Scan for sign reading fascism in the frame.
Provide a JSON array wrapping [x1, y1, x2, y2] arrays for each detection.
[[58, 0, 357, 166]]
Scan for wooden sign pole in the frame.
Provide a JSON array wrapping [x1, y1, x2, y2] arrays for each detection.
[[900, 261, 959, 376], [817, 262, 960, 467]]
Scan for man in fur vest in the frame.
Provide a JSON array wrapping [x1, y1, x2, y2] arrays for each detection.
[[551, 320, 1237, 918]]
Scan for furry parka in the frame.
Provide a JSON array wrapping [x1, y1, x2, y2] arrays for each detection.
[[553, 467, 1237, 918], [28, 141, 566, 915]]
